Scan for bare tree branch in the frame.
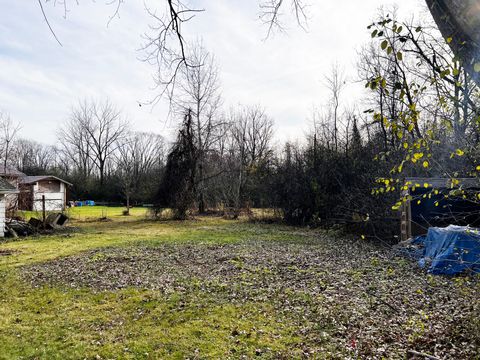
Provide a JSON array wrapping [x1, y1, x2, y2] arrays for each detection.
[[139, 1, 205, 107], [259, 0, 309, 38], [37, 0, 63, 46]]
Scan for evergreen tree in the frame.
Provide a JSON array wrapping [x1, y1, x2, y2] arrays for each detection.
[[156, 110, 197, 219]]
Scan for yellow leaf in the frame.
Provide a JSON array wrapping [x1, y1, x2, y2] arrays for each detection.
[[423, 161, 429, 168], [455, 149, 465, 156]]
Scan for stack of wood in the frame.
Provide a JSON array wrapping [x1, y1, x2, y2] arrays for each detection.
[[6, 219, 35, 238], [5, 213, 69, 238]]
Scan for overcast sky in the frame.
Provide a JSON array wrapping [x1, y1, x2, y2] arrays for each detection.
[[0, 0, 425, 145]]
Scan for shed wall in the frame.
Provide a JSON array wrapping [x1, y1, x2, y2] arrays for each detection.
[[32, 181, 66, 211]]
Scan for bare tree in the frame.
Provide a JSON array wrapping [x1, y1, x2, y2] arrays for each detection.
[[12, 139, 55, 173], [324, 64, 346, 153], [228, 105, 274, 216], [0, 112, 21, 171], [58, 101, 94, 179], [170, 41, 223, 213], [51, 145, 72, 177], [116, 131, 165, 213], [58, 99, 128, 187]]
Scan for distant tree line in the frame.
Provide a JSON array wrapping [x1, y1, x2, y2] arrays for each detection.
[[2, 8, 480, 237], [153, 10, 480, 237], [0, 101, 166, 208]]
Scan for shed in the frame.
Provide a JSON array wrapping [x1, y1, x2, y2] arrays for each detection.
[[400, 177, 480, 241], [0, 177, 19, 237], [19, 176, 72, 211]]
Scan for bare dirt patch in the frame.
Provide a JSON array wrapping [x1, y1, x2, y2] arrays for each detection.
[[23, 237, 380, 292], [22, 237, 479, 358]]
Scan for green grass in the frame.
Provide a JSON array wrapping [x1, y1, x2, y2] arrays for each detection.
[[3, 208, 300, 268], [0, 207, 478, 359], [0, 277, 300, 359], [0, 208, 319, 359], [19, 206, 149, 222]]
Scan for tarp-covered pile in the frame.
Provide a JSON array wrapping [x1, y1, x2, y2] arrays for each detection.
[[403, 225, 480, 275]]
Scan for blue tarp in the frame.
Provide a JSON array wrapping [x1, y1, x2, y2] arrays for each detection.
[[414, 225, 480, 275], [74, 200, 95, 207]]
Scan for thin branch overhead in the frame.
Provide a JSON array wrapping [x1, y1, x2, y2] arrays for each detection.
[[140, 1, 205, 106], [106, 0, 124, 27], [259, 0, 309, 38], [37, 0, 63, 46], [38, 0, 308, 102], [38, 0, 125, 45]]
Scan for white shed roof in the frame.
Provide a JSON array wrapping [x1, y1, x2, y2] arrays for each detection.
[[21, 176, 72, 187]]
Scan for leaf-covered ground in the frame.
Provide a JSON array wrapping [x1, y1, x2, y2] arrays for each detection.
[[1, 208, 479, 359]]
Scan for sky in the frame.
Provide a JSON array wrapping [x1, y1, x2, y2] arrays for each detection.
[[0, 0, 425, 145]]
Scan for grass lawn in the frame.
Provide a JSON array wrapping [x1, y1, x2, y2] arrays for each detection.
[[0, 207, 478, 359], [19, 206, 150, 222]]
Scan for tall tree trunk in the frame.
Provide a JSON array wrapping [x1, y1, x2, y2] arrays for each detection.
[[3, 141, 8, 170], [426, 0, 480, 86], [99, 161, 105, 187], [234, 167, 243, 219], [196, 106, 206, 214], [198, 162, 205, 213]]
